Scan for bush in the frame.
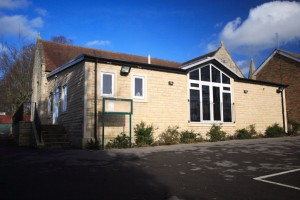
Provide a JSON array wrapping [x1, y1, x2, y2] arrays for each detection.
[[248, 124, 258, 136], [180, 130, 203, 144], [288, 121, 300, 136], [134, 121, 154, 146], [159, 126, 180, 145], [235, 128, 252, 139], [106, 133, 131, 149], [206, 124, 227, 142], [86, 139, 100, 150], [265, 123, 285, 137]]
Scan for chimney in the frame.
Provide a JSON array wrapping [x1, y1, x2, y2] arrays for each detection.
[[148, 54, 151, 64]]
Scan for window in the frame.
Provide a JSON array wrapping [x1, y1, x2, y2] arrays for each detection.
[[189, 64, 233, 123], [101, 72, 114, 97], [133, 76, 145, 99], [62, 85, 67, 112]]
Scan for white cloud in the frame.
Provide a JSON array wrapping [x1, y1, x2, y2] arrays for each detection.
[[35, 8, 47, 17], [85, 40, 112, 47], [0, 15, 43, 40], [236, 60, 249, 76], [207, 43, 218, 52], [0, 0, 30, 9], [215, 1, 300, 53]]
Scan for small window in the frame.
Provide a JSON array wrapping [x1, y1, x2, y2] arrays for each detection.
[[133, 76, 145, 99], [190, 83, 199, 88], [212, 67, 221, 83], [101, 73, 114, 96], [201, 66, 210, 82], [62, 85, 67, 112], [222, 74, 230, 84], [190, 69, 199, 80]]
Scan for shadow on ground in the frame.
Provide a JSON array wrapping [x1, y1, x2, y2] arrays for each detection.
[[0, 134, 171, 200]]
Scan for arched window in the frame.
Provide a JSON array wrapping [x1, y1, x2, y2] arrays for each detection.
[[189, 64, 233, 123]]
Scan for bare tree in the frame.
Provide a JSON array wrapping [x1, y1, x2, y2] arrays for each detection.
[[51, 36, 73, 44], [0, 42, 35, 114]]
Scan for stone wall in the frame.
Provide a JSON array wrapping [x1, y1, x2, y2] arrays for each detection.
[[31, 39, 49, 123], [13, 122, 34, 146], [47, 62, 85, 147], [83, 61, 285, 146], [234, 81, 284, 133], [84, 62, 188, 145]]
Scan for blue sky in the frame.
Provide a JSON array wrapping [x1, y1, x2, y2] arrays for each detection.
[[1, 0, 300, 77]]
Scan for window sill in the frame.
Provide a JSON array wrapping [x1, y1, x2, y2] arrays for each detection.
[[188, 122, 236, 127], [133, 98, 148, 103]]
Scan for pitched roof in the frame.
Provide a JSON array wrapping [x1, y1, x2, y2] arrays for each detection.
[[277, 49, 300, 60], [181, 42, 244, 78], [254, 48, 300, 75], [40, 40, 181, 71]]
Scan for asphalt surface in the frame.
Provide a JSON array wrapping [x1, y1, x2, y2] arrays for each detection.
[[1, 134, 300, 200]]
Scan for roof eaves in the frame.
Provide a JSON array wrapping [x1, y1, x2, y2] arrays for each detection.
[[236, 77, 288, 88], [47, 54, 186, 78], [83, 54, 186, 74]]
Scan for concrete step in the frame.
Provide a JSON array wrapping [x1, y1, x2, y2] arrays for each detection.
[[41, 125, 70, 147]]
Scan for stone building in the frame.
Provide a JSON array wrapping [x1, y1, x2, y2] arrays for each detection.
[[254, 49, 300, 123], [31, 36, 287, 148]]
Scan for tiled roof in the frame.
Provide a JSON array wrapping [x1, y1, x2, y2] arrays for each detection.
[[40, 40, 181, 71]]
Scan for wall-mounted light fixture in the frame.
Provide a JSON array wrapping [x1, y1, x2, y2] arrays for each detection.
[[168, 81, 174, 86], [277, 87, 284, 93], [244, 90, 248, 94], [120, 66, 131, 76]]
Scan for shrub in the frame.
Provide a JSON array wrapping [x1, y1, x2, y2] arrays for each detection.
[[134, 121, 154, 146], [106, 133, 131, 149], [159, 126, 180, 145], [288, 121, 300, 136], [265, 123, 285, 137], [86, 139, 100, 150], [180, 130, 203, 144], [248, 124, 258, 136], [206, 124, 227, 142], [235, 128, 252, 139]]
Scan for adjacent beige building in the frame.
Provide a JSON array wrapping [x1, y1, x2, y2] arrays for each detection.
[[32, 37, 287, 148]]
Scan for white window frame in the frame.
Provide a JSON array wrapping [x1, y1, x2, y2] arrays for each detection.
[[189, 64, 233, 123], [101, 72, 114, 97], [62, 85, 67, 113], [132, 75, 146, 100]]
